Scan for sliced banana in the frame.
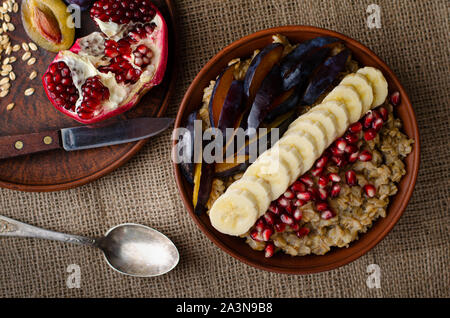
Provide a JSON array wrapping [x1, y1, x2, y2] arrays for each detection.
[[243, 151, 291, 199], [209, 188, 259, 236], [323, 85, 363, 123], [277, 130, 318, 173], [228, 176, 272, 215], [285, 117, 328, 154], [301, 108, 338, 147], [314, 101, 350, 137], [357, 67, 388, 107], [269, 144, 303, 184], [340, 73, 374, 113]]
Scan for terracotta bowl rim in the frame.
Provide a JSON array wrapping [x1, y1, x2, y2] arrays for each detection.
[[173, 25, 420, 274]]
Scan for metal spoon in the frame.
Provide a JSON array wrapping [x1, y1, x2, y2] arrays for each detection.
[[0, 215, 179, 277]]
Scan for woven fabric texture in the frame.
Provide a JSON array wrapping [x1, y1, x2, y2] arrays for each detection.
[[0, 0, 449, 298]]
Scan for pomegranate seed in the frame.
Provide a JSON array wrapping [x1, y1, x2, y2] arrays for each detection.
[[268, 203, 280, 215], [349, 122, 363, 133], [294, 199, 306, 207], [250, 229, 263, 242], [255, 219, 265, 232], [311, 167, 323, 177], [335, 138, 347, 152], [390, 91, 400, 105], [330, 184, 341, 197], [372, 117, 384, 132], [277, 197, 290, 207], [344, 144, 358, 154], [364, 128, 377, 141], [345, 170, 357, 186], [293, 208, 303, 221], [291, 181, 306, 192], [263, 212, 276, 226], [280, 213, 294, 225], [348, 151, 360, 163], [363, 111, 374, 129], [309, 188, 320, 201], [300, 176, 314, 187], [318, 175, 329, 188], [297, 191, 312, 201], [332, 155, 347, 168], [345, 132, 359, 144], [285, 203, 294, 214], [274, 221, 286, 232], [262, 228, 274, 241], [296, 227, 310, 238], [315, 156, 329, 168], [359, 150, 373, 162], [363, 184, 377, 197], [316, 202, 328, 211], [318, 188, 328, 200], [264, 242, 275, 258], [328, 173, 341, 183], [331, 145, 344, 156], [321, 209, 336, 220], [378, 107, 388, 121], [283, 190, 295, 199], [290, 223, 300, 231]]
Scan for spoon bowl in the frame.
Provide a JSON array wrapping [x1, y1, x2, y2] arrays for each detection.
[[99, 223, 180, 277]]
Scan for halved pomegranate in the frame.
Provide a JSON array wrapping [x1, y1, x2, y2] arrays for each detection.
[[43, 0, 168, 124]]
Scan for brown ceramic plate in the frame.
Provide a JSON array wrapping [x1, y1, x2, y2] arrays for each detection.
[[174, 26, 420, 274], [0, 0, 176, 192]]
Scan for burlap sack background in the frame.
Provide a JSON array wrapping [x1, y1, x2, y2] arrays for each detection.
[[0, 0, 448, 298]]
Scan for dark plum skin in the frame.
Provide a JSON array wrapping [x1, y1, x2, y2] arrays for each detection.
[[193, 161, 215, 215], [215, 156, 249, 178], [264, 87, 301, 123], [209, 63, 236, 129], [243, 43, 284, 107], [217, 80, 245, 136], [178, 111, 198, 185], [281, 47, 331, 91], [246, 65, 283, 132], [302, 49, 350, 105], [280, 36, 339, 87]]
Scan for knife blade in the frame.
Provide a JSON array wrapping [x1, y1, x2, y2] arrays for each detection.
[[0, 117, 174, 160]]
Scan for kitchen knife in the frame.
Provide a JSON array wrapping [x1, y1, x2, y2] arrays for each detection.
[[0, 117, 174, 160]]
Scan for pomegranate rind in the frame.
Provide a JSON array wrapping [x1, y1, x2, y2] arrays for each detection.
[[42, 3, 169, 124], [21, 0, 75, 53]]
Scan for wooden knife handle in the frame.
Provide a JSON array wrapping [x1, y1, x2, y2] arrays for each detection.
[[0, 130, 62, 160]]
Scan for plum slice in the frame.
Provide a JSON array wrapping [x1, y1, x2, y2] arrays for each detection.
[[209, 64, 237, 129], [214, 155, 249, 178], [302, 49, 350, 105], [246, 65, 283, 131], [280, 46, 331, 91], [244, 43, 284, 107], [280, 36, 339, 89], [193, 160, 215, 215], [178, 111, 198, 185], [264, 87, 301, 123]]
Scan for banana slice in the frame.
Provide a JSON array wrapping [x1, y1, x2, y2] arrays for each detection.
[[277, 130, 318, 173], [285, 117, 328, 154], [340, 73, 374, 113], [228, 176, 272, 215], [243, 150, 291, 199], [314, 101, 350, 137], [301, 108, 338, 147], [209, 188, 259, 236], [357, 67, 388, 107], [323, 85, 363, 123], [269, 144, 303, 184]]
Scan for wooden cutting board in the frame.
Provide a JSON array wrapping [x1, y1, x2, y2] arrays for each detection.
[[0, 0, 177, 192]]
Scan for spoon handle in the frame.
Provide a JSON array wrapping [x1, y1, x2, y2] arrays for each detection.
[[0, 215, 96, 247]]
